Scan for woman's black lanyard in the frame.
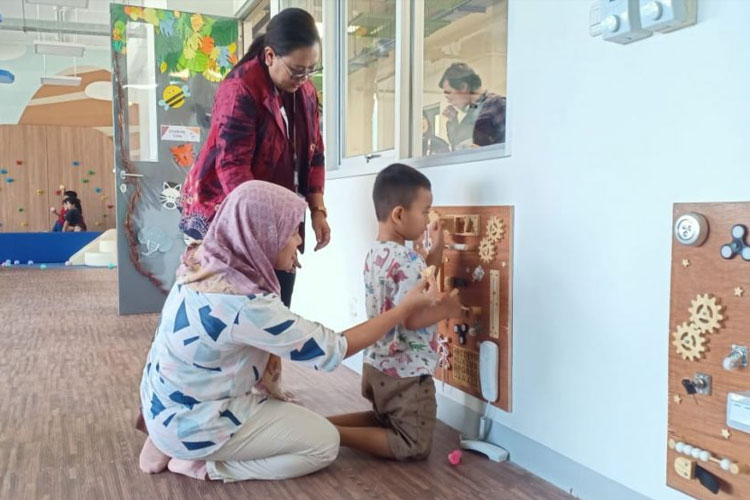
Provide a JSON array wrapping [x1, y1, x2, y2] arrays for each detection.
[[279, 91, 299, 193]]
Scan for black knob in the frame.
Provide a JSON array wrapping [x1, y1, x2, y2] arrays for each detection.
[[682, 379, 697, 395]]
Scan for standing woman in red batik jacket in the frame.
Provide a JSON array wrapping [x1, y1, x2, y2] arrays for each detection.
[[179, 7, 329, 308]]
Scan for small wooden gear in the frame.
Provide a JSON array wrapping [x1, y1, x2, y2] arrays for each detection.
[[689, 294, 724, 334], [672, 322, 707, 361], [478, 237, 496, 263], [420, 265, 436, 279], [485, 216, 506, 242]]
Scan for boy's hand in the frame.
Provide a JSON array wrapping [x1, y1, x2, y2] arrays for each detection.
[[401, 276, 439, 312], [439, 291, 464, 319]]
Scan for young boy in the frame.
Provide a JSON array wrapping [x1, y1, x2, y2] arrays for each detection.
[[62, 197, 87, 232], [50, 191, 78, 232], [329, 163, 463, 460]]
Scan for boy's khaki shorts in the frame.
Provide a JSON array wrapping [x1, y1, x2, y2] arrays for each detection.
[[361, 363, 437, 461]]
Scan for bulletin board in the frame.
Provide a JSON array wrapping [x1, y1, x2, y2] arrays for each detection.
[[667, 202, 750, 499], [431, 205, 513, 412]]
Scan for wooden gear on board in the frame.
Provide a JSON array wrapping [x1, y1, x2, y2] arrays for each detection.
[[668, 203, 750, 499], [431, 205, 513, 412]]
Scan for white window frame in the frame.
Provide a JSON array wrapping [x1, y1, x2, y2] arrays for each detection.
[[324, 0, 405, 176], [246, 0, 511, 179]]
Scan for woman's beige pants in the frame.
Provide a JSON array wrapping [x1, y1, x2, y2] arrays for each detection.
[[204, 396, 340, 482]]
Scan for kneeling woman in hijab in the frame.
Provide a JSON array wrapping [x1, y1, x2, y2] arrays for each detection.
[[138, 181, 437, 482]]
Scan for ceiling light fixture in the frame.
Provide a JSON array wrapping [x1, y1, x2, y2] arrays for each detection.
[[25, 0, 90, 8], [40, 74, 82, 86], [34, 40, 86, 58]]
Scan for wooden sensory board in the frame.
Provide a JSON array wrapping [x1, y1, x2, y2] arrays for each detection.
[[431, 205, 513, 412], [668, 203, 750, 499]]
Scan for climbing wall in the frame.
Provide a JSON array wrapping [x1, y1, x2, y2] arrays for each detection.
[[431, 205, 513, 412], [0, 125, 116, 232], [668, 202, 750, 499]]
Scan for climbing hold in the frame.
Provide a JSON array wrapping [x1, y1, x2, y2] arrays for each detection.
[[40, 264, 47, 270]]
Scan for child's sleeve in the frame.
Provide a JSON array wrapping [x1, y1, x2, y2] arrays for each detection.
[[390, 250, 426, 307], [231, 296, 347, 372]]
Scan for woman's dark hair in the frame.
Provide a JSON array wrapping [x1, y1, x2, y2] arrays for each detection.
[[64, 190, 78, 199], [439, 63, 482, 93], [235, 8, 320, 69]]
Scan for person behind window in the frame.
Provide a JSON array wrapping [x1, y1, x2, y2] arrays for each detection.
[[439, 62, 506, 150], [421, 113, 450, 156]]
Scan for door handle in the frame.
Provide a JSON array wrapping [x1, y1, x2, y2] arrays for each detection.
[[119, 170, 144, 180]]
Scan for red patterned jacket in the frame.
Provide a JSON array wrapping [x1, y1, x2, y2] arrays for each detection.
[[179, 54, 324, 240]]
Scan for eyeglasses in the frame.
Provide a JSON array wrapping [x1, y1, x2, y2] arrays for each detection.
[[278, 57, 323, 81]]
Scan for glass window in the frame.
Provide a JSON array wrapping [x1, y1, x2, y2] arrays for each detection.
[[419, 0, 508, 157], [125, 22, 158, 162], [344, 0, 396, 159], [242, 0, 271, 54]]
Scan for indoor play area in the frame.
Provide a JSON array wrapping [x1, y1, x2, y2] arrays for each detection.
[[1, 1, 746, 500]]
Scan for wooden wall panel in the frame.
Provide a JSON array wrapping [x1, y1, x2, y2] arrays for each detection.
[[0, 125, 51, 232], [667, 203, 750, 499], [432, 206, 514, 412], [44, 126, 116, 232], [0, 125, 115, 233]]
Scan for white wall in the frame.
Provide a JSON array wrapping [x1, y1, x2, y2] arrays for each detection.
[[294, 2, 750, 499]]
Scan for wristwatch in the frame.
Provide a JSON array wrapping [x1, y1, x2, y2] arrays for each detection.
[[310, 205, 327, 217]]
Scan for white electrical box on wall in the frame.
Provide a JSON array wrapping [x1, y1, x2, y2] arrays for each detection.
[[639, 0, 697, 33], [479, 341, 499, 403], [591, 0, 698, 44], [599, 0, 652, 44], [727, 392, 750, 433]]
